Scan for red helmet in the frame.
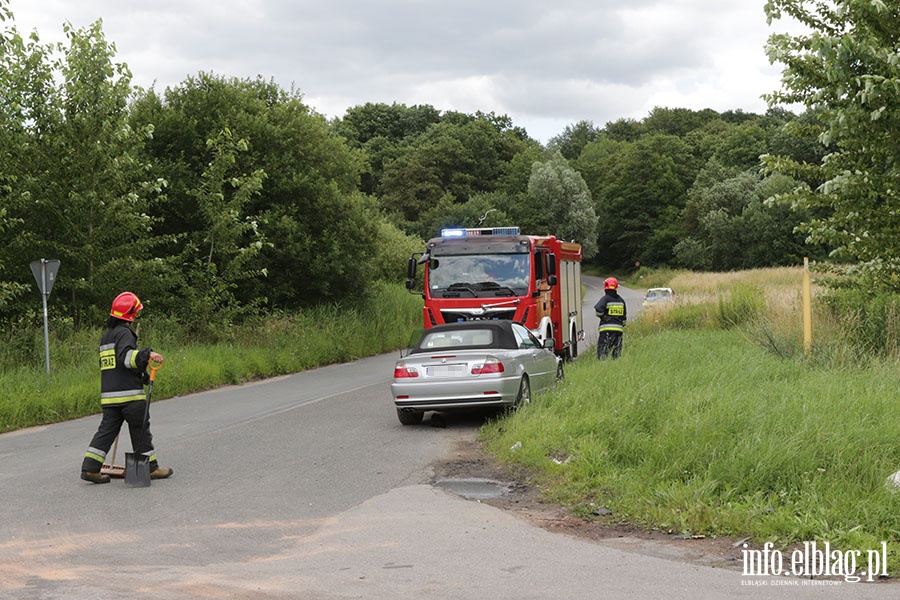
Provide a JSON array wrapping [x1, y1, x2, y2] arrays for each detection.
[[604, 277, 619, 290], [110, 292, 143, 322]]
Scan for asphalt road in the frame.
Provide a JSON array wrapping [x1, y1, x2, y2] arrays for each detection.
[[0, 278, 890, 599]]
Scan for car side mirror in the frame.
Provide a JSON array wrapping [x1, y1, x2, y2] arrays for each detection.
[[543, 338, 554, 349]]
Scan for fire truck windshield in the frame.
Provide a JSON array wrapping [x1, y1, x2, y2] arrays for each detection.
[[428, 254, 530, 296]]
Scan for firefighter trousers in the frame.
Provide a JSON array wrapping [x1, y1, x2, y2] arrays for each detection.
[[82, 401, 158, 473], [597, 330, 623, 360]]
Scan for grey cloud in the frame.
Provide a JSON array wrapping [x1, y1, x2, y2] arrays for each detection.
[[8, 0, 783, 141]]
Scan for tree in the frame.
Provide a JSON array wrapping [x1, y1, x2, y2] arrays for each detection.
[[0, 19, 163, 325], [712, 122, 769, 170], [130, 73, 378, 309], [0, 1, 30, 313], [764, 0, 900, 289], [674, 167, 812, 270], [603, 118, 645, 142], [643, 107, 721, 137], [180, 128, 267, 324], [585, 134, 698, 268], [413, 193, 507, 240], [0, 0, 11, 35], [368, 220, 425, 284], [379, 153, 445, 222], [548, 120, 601, 160], [332, 103, 442, 195], [526, 152, 598, 258], [378, 112, 536, 226], [0, 203, 27, 312], [334, 102, 441, 145]]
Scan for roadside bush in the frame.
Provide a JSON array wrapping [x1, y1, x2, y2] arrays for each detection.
[[0, 314, 44, 369], [824, 290, 900, 356]]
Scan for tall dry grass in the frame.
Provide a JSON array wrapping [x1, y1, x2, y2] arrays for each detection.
[[631, 266, 898, 366]]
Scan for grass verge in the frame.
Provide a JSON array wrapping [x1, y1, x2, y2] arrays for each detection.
[[483, 267, 900, 576], [482, 329, 900, 572]]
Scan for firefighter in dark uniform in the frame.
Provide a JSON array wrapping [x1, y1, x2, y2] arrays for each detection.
[[594, 277, 626, 360], [80, 292, 173, 483]]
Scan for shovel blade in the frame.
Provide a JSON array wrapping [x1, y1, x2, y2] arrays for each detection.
[[124, 452, 151, 487]]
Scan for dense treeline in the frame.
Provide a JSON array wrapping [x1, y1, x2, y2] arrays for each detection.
[[0, 1, 894, 335]]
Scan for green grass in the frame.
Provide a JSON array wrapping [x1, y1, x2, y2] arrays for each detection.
[[482, 327, 900, 574], [482, 268, 900, 573]]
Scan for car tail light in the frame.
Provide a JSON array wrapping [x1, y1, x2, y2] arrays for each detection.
[[394, 362, 419, 378], [471, 358, 504, 375]]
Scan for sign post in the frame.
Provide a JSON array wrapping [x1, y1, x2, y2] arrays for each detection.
[[29, 259, 60, 374], [802, 257, 812, 357]]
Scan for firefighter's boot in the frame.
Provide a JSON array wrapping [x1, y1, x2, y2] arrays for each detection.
[[150, 467, 173, 479], [81, 470, 111, 484]]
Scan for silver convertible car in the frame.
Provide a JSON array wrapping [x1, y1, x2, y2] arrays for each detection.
[[391, 320, 563, 425]]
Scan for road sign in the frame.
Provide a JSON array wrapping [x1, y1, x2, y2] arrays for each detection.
[[30, 259, 60, 374], [30, 259, 60, 296]]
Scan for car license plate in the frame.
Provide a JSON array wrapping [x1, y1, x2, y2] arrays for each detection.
[[426, 364, 466, 377]]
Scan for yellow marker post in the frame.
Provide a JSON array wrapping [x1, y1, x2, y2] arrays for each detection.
[[802, 257, 812, 357]]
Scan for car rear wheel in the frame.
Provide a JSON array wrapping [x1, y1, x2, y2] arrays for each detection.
[[515, 375, 531, 406], [396, 408, 424, 425]]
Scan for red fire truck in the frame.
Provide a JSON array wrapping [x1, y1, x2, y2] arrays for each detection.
[[406, 226, 584, 359]]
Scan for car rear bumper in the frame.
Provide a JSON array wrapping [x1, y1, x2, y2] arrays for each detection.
[[391, 377, 520, 410]]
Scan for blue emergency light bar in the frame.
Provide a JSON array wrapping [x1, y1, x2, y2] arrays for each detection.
[[440, 226, 521, 238]]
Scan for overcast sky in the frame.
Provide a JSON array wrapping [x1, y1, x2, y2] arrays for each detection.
[[6, 1, 800, 143]]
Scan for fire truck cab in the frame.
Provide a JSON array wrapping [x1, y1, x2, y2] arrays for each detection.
[[406, 227, 584, 359]]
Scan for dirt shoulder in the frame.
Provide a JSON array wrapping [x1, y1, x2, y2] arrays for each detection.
[[430, 434, 751, 573]]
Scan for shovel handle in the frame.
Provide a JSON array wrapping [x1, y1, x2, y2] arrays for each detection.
[[148, 360, 162, 382]]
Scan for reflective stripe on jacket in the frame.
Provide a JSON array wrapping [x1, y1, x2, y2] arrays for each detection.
[[99, 322, 149, 405]]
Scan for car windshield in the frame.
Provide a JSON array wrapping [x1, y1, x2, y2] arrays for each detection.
[[511, 322, 542, 350], [646, 289, 671, 299], [419, 328, 495, 350], [428, 254, 530, 296]]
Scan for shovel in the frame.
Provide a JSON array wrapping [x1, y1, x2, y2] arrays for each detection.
[[125, 361, 161, 488]]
